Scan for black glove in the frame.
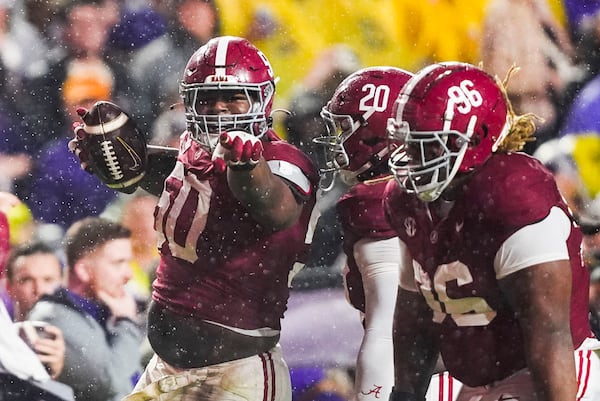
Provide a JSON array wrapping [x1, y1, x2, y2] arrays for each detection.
[[388, 388, 421, 401]]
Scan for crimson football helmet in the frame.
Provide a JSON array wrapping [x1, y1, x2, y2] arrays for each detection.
[[314, 66, 413, 184], [180, 36, 276, 151], [387, 62, 512, 202]]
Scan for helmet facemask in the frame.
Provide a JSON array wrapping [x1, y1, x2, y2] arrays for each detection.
[[181, 80, 274, 152], [388, 118, 473, 202], [314, 109, 359, 171], [313, 109, 370, 190]]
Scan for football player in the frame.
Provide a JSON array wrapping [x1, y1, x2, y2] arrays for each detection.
[[70, 36, 319, 401], [384, 62, 600, 401], [315, 66, 460, 401]]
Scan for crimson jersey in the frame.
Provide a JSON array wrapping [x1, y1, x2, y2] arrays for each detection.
[[152, 131, 319, 331], [383, 152, 592, 387], [337, 179, 397, 312]]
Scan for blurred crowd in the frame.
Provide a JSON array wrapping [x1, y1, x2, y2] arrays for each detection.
[[3, 0, 600, 400]]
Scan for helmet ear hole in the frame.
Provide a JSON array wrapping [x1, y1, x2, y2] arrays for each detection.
[[481, 124, 489, 138]]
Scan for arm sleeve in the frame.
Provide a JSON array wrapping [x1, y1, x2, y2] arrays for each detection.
[[354, 236, 417, 292], [140, 151, 177, 197], [352, 237, 402, 399], [354, 236, 402, 327]]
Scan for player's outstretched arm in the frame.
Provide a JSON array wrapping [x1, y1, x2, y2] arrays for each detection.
[[215, 131, 304, 230], [499, 259, 577, 401], [390, 287, 439, 401], [139, 146, 178, 197]]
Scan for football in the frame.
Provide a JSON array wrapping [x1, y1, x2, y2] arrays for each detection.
[[80, 101, 147, 194]]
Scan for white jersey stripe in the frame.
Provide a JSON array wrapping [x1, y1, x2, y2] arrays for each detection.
[[215, 36, 229, 76], [267, 160, 311, 195], [260, 351, 275, 401], [576, 349, 592, 400], [84, 112, 129, 135], [425, 371, 461, 401]]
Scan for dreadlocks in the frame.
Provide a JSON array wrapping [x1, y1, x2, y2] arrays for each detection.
[[493, 65, 540, 153]]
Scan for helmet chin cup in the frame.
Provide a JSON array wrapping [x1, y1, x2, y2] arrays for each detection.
[[188, 125, 221, 152]]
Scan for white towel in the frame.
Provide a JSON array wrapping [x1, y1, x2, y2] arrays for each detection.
[[0, 302, 50, 381]]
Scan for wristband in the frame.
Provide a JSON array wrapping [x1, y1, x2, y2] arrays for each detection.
[[388, 388, 420, 401]]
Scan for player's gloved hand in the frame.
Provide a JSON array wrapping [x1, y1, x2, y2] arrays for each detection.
[[388, 388, 421, 401], [67, 107, 93, 174], [212, 130, 263, 171]]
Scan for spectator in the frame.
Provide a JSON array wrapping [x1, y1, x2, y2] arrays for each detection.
[[0, 0, 20, 82], [6, 242, 65, 378], [481, 0, 586, 153], [559, 73, 600, 138], [562, 0, 600, 77], [284, 45, 360, 289], [292, 366, 354, 401], [0, 302, 73, 401], [385, 62, 600, 401], [3, 241, 66, 380], [10, 0, 68, 81], [4, 241, 64, 322], [120, 0, 220, 134], [103, 192, 160, 302], [285, 45, 361, 169], [0, 194, 30, 316], [27, 217, 143, 401], [0, 192, 18, 275], [533, 133, 600, 341], [70, 35, 319, 400], [105, 3, 166, 114], [18, 0, 122, 154], [0, 33, 32, 194], [26, 59, 118, 231], [4, 200, 39, 250], [119, 193, 159, 298], [0, 192, 73, 401], [533, 134, 600, 235]]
